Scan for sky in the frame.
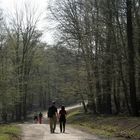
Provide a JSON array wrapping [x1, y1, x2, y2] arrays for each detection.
[[0, 0, 56, 45]]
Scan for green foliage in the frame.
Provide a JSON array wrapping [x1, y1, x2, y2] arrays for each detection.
[[32, 45, 86, 105], [0, 135, 9, 140], [0, 0, 140, 122], [49, 0, 140, 116]]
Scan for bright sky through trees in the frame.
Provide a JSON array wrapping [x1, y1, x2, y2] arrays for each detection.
[[0, 0, 55, 44]]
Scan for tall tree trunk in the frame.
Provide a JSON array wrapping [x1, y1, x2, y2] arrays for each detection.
[[76, 50, 87, 113], [113, 77, 120, 114], [126, 0, 139, 116]]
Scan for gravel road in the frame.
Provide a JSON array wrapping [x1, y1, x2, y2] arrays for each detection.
[[20, 105, 106, 140], [20, 123, 104, 140]]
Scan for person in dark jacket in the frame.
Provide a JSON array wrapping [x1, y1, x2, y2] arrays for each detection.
[[39, 112, 43, 124], [33, 112, 38, 123], [59, 105, 67, 133], [48, 101, 58, 133]]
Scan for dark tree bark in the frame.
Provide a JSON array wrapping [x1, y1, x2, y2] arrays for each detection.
[[126, 0, 139, 116]]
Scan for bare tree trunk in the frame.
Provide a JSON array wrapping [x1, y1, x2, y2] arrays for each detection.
[[126, 0, 139, 116]]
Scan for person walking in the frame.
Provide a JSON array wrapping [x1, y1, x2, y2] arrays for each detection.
[[59, 105, 67, 133], [38, 112, 43, 124], [33, 112, 38, 123], [48, 101, 58, 133]]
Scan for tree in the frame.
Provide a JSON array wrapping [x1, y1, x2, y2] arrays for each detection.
[[5, 3, 42, 120], [126, 0, 139, 116]]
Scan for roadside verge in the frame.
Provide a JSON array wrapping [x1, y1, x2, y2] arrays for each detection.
[[67, 108, 140, 140]]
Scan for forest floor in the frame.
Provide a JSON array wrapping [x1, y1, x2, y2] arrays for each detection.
[[67, 108, 140, 140]]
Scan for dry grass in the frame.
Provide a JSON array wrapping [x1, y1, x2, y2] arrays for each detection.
[[67, 108, 140, 139], [0, 124, 21, 140]]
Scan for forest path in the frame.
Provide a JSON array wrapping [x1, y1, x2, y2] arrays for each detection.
[[20, 104, 106, 140], [20, 123, 104, 140]]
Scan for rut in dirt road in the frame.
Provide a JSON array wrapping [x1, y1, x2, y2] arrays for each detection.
[[20, 124, 105, 140]]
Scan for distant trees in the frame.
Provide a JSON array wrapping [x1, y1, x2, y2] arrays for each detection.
[[0, 0, 140, 122], [0, 10, 10, 122], [6, 4, 42, 120], [49, 0, 140, 116], [0, 4, 44, 121], [41, 45, 86, 107], [0, 5, 85, 121]]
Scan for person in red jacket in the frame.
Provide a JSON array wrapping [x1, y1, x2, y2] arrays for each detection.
[[59, 105, 67, 133]]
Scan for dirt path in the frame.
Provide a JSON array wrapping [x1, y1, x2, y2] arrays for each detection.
[[20, 105, 107, 140], [20, 123, 105, 140]]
